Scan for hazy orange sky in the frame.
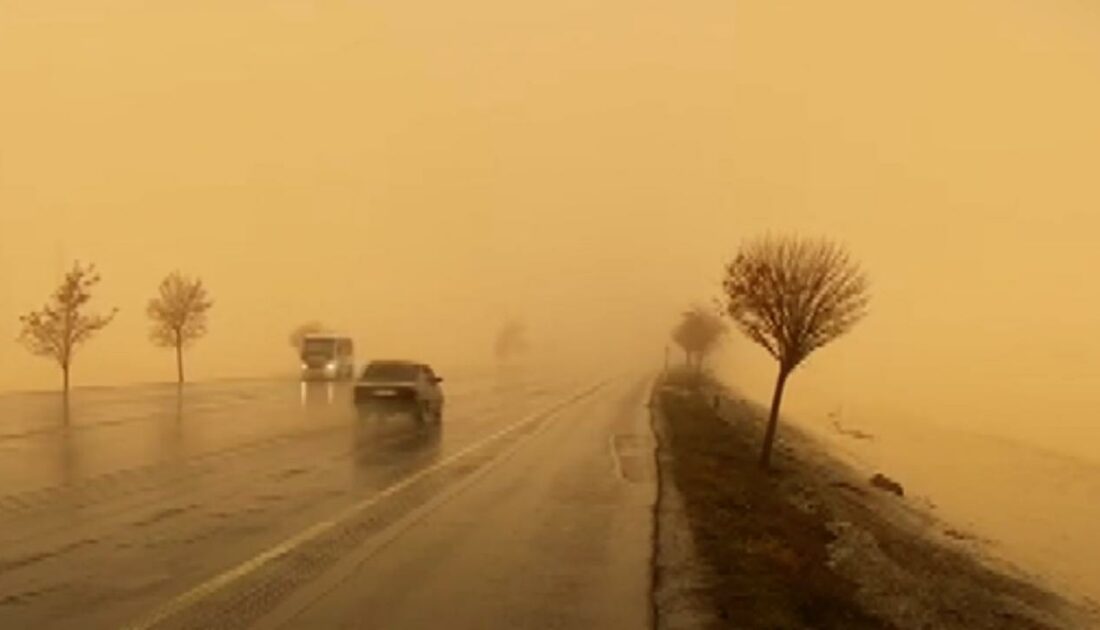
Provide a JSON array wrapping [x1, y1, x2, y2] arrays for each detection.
[[2, 1, 1099, 460]]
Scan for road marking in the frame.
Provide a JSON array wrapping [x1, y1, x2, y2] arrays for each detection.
[[254, 382, 606, 630], [609, 434, 626, 480], [124, 382, 607, 630], [610, 374, 658, 483]]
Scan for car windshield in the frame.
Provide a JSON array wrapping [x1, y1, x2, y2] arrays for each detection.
[[361, 362, 420, 381], [302, 338, 336, 356]]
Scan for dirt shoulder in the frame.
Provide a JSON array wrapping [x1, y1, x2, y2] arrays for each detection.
[[651, 371, 1096, 629]]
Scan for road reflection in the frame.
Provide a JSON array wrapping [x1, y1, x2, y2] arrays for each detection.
[[349, 408, 443, 481], [155, 390, 185, 463], [299, 381, 338, 407], [58, 398, 78, 487]]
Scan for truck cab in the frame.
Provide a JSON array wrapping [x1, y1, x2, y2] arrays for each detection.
[[300, 334, 355, 380]]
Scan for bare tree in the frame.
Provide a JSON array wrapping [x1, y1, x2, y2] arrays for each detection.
[[147, 272, 213, 384], [721, 236, 869, 469], [671, 305, 726, 372], [289, 321, 327, 350], [18, 262, 118, 394]]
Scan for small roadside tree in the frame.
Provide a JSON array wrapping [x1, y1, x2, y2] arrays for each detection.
[[494, 319, 529, 363], [721, 236, 869, 469], [671, 305, 726, 372], [18, 262, 118, 394], [289, 321, 327, 350], [147, 271, 213, 384]]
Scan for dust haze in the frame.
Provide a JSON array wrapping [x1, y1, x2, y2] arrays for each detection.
[[3, 0, 1099, 471]]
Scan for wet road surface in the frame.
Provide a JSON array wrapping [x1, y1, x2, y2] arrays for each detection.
[[0, 368, 655, 629]]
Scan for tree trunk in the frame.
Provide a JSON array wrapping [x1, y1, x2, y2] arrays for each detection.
[[62, 363, 70, 395], [759, 366, 791, 470], [176, 340, 184, 384]]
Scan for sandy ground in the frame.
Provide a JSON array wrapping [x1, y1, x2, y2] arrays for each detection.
[[652, 370, 1100, 629]]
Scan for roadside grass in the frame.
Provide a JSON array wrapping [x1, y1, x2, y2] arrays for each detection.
[[654, 368, 1080, 630], [657, 372, 886, 629]]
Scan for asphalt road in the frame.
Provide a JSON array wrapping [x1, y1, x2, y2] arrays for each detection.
[[0, 368, 656, 629]]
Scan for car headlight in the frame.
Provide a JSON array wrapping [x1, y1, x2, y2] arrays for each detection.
[[325, 362, 337, 371]]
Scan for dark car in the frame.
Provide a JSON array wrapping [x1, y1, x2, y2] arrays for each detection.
[[353, 360, 444, 422]]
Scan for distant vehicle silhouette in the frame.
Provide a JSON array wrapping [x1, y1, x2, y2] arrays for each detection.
[[299, 334, 355, 381]]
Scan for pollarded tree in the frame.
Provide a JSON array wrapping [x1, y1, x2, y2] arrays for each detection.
[[721, 236, 869, 469], [671, 305, 727, 372], [18, 262, 118, 394], [147, 271, 213, 384]]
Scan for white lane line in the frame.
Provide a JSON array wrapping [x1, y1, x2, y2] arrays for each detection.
[[609, 374, 659, 483], [124, 383, 605, 630], [254, 382, 607, 630], [609, 435, 627, 481]]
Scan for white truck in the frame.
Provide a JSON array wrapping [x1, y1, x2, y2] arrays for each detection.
[[299, 334, 355, 380]]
